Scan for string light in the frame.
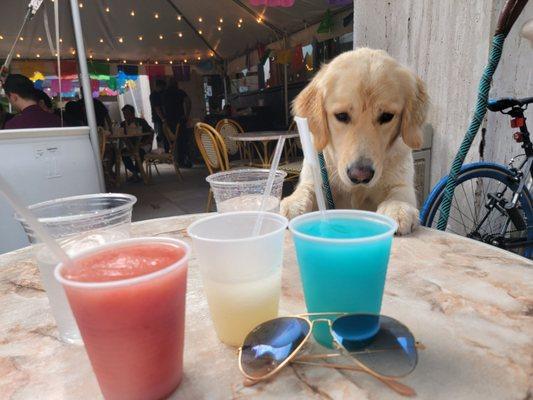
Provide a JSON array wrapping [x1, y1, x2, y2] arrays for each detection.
[[178, 32, 183, 38], [106, 57, 110, 61], [99, 38, 104, 43], [105, 7, 110, 13], [257, 17, 263, 23], [169, 60, 173, 64], [217, 26, 222, 31], [123, 60, 127, 64], [118, 37, 124, 43], [197, 56, 201, 60], [19, 37, 24, 41], [130, 10, 135, 16], [198, 17, 203, 22], [36, 54, 40, 58], [159, 34, 164, 40], [0, 35, 4, 40], [138, 35, 143, 41], [79, 2, 83, 8], [37, 37, 42, 42], [177, 15, 182, 21], [89, 54, 93, 59], [184, 59, 188, 63], [239, 18, 243, 23], [237, 23, 242, 28], [155, 61, 159, 64], [219, 18, 223, 23], [154, 12, 159, 19], [198, 30, 202, 35], [59, 38, 63, 43], [210, 51, 214, 57], [71, 49, 76, 55], [139, 61, 143, 65], [16, 53, 20, 58]]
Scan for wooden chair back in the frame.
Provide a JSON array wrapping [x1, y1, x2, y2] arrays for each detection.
[[194, 122, 229, 174], [215, 118, 244, 157]]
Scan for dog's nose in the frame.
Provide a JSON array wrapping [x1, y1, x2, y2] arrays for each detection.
[[347, 159, 375, 184]]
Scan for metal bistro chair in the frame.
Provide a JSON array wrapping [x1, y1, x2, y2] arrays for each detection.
[[215, 118, 254, 165], [144, 122, 183, 182], [194, 122, 230, 211]]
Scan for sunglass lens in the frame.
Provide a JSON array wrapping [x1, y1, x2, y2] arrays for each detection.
[[240, 317, 310, 379], [331, 314, 417, 377]]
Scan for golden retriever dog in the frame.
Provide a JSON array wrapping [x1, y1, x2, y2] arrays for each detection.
[[281, 48, 428, 234]]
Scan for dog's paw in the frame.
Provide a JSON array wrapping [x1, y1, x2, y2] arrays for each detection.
[[377, 200, 419, 235], [280, 193, 314, 220]]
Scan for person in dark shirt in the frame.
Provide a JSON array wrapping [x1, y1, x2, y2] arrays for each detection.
[[162, 79, 192, 167], [63, 100, 84, 127], [76, 98, 112, 129], [120, 104, 154, 182], [150, 79, 167, 151], [0, 103, 15, 129], [3, 74, 61, 130]]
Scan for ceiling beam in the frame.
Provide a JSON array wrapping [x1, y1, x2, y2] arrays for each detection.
[[165, 0, 223, 60]]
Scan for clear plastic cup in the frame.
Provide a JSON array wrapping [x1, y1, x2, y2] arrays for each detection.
[[17, 193, 137, 344], [206, 169, 287, 213], [187, 211, 288, 346], [289, 210, 397, 347], [55, 237, 189, 400]]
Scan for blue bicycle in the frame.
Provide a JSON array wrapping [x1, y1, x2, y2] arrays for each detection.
[[421, 96, 533, 257]]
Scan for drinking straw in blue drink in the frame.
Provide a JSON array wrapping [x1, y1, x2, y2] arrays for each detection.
[[294, 116, 327, 221]]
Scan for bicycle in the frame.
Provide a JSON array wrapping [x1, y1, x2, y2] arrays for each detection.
[[420, 96, 533, 258]]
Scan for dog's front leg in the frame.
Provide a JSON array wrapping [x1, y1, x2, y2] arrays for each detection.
[[280, 163, 316, 219], [376, 185, 419, 235]]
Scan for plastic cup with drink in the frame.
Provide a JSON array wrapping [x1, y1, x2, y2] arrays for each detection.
[[55, 237, 190, 400]]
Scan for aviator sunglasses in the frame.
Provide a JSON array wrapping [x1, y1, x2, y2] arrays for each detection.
[[238, 313, 420, 397]]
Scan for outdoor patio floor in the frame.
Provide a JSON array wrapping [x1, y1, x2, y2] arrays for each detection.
[[120, 164, 211, 222]]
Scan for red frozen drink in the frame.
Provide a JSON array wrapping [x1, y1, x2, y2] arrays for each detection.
[[55, 238, 189, 400]]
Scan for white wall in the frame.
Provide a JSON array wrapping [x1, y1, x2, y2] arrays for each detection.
[[352, 0, 532, 187]]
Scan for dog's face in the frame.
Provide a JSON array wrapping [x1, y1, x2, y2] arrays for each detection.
[[293, 48, 428, 189]]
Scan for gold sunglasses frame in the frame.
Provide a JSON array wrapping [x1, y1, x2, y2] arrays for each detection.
[[237, 312, 418, 397]]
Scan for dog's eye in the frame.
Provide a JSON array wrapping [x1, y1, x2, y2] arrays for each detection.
[[378, 112, 394, 124], [334, 112, 350, 123]]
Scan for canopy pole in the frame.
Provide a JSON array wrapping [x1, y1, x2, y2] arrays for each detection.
[[69, 0, 105, 191]]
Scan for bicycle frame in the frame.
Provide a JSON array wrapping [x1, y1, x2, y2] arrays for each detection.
[[469, 104, 533, 249]]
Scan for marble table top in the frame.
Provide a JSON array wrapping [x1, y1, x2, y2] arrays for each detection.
[[0, 214, 531, 399], [230, 131, 300, 141]]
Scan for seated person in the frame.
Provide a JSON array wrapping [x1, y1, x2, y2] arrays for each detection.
[[120, 104, 154, 182], [63, 100, 84, 127], [35, 89, 54, 113], [3, 74, 61, 129]]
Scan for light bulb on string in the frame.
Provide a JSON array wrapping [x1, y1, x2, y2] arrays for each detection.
[[99, 38, 104, 43], [178, 32, 183, 38], [219, 18, 223, 23], [257, 17, 263, 23], [89, 54, 93, 59], [36, 54, 40, 58], [154, 12, 159, 19], [106, 57, 110, 61], [239, 18, 243, 23], [130, 10, 135, 16], [19, 37, 23, 41], [184, 59, 188, 63], [123, 60, 127, 64], [217, 26, 222, 31], [138, 35, 143, 41], [155, 61, 159, 65], [159, 34, 164, 40], [16, 53, 20, 58], [177, 15, 182, 21], [197, 56, 201, 60], [37, 37, 42, 42], [105, 7, 110, 13], [118, 37, 124, 43], [139, 61, 143, 65], [0, 35, 4, 40], [79, 2, 83, 8], [170, 60, 173, 64], [198, 17, 203, 22], [198, 30, 202, 35], [237, 23, 242, 28]]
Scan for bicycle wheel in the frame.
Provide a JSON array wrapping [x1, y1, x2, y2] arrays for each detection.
[[421, 162, 533, 258]]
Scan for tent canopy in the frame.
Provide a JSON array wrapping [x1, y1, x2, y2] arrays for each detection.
[[0, 0, 349, 62]]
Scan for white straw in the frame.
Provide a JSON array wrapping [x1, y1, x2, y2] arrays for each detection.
[[0, 174, 71, 266], [252, 136, 286, 236], [294, 116, 327, 221]]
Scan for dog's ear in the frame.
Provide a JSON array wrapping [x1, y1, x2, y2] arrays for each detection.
[[292, 67, 330, 150], [400, 75, 428, 150]]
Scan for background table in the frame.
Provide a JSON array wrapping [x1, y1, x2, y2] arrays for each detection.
[[108, 130, 153, 185], [230, 131, 300, 167], [0, 214, 531, 399]]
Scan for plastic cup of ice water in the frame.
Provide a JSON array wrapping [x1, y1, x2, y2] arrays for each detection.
[[55, 237, 189, 400], [187, 211, 288, 346], [206, 169, 286, 213], [17, 193, 136, 344], [289, 210, 397, 347]]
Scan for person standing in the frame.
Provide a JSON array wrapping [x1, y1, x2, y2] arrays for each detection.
[[3, 74, 61, 129], [162, 79, 192, 167], [150, 79, 168, 151]]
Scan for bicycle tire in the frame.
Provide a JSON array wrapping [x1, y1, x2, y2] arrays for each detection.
[[421, 162, 533, 257]]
